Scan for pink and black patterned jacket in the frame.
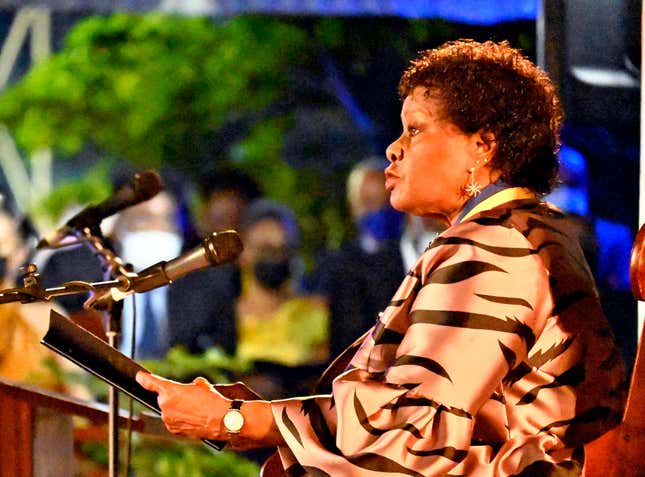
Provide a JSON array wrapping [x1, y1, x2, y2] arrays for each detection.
[[270, 197, 626, 476]]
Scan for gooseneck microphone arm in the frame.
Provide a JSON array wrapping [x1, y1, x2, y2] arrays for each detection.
[[83, 229, 243, 308], [0, 230, 244, 307], [27, 169, 161, 477], [0, 221, 131, 305], [37, 170, 163, 249]]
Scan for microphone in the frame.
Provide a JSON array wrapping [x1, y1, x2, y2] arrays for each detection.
[[128, 230, 243, 293], [38, 170, 163, 249], [88, 231, 243, 307]]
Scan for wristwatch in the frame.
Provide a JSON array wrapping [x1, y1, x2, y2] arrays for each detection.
[[223, 399, 244, 434]]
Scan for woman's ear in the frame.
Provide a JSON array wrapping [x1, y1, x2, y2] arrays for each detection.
[[471, 130, 496, 163]]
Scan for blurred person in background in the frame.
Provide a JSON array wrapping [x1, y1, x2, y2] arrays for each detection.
[[347, 157, 406, 254], [193, 168, 263, 242], [35, 164, 244, 361], [114, 189, 183, 359], [309, 157, 406, 357], [160, 168, 264, 356], [235, 199, 329, 399], [0, 206, 83, 393]]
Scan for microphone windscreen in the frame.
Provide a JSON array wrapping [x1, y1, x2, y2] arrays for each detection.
[[205, 230, 244, 265], [161, 230, 243, 284], [133, 170, 163, 202]]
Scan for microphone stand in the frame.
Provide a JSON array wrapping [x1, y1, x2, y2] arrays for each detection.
[[77, 226, 130, 477], [0, 227, 135, 477]]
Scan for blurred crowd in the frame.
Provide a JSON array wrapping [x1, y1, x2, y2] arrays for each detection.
[[0, 143, 638, 400]]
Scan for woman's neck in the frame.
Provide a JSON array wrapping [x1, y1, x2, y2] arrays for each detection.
[[454, 181, 511, 225], [237, 274, 289, 317]]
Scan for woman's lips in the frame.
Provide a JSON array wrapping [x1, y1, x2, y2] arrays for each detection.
[[384, 173, 398, 191]]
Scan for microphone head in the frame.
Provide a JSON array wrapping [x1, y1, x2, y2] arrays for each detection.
[[204, 230, 244, 265], [133, 170, 163, 202]]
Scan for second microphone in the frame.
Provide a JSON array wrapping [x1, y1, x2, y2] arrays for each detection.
[[124, 230, 243, 294]]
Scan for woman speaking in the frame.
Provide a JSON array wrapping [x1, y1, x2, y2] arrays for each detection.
[[137, 39, 626, 476]]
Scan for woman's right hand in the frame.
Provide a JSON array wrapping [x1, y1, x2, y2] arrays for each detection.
[[136, 372, 285, 449]]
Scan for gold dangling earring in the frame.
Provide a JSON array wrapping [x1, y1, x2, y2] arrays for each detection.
[[465, 162, 482, 197]]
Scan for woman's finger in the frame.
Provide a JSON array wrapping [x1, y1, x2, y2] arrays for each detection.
[[192, 376, 212, 390], [135, 371, 167, 393]]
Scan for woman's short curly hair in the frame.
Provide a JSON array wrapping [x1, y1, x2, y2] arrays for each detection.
[[399, 39, 564, 194]]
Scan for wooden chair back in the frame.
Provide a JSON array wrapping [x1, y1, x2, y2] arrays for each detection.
[[583, 222, 645, 475]]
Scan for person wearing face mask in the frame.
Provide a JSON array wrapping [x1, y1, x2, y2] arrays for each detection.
[[109, 167, 240, 360], [347, 157, 406, 253], [307, 158, 408, 357], [234, 199, 329, 400], [113, 190, 184, 359]]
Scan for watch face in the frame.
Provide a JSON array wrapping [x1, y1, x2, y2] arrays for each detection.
[[223, 409, 244, 433]]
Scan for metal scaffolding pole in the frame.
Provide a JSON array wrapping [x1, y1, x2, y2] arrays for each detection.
[[0, 7, 52, 217]]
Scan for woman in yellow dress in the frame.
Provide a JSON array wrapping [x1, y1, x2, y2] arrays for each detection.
[[234, 199, 329, 399]]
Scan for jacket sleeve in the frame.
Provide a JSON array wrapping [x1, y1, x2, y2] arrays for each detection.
[[270, 221, 553, 476]]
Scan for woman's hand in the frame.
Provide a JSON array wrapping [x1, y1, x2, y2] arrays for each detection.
[[136, 372, 228, 440], [136, 371, 286, 449]]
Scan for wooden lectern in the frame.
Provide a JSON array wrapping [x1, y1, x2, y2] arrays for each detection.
[[0, 377, 165, 477]]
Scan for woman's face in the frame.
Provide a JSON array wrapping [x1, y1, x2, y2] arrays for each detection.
[[239, 217, 288, 270], [385, 87, 483, 225]]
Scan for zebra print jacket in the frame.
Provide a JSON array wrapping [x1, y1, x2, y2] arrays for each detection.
[[270, 196, 626, 476]]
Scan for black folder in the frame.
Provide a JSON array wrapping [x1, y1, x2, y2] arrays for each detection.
[[41, 309, 226, 451]]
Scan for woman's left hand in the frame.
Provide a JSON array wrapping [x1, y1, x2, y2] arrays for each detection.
[[136, 372, 228, 440]]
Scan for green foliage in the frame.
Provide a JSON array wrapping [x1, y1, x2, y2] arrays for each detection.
[[78, 433, 260, 477], [35, 160, 113, 223], [0, 13, 536, 252], [130, 439, 259, 477], [314, 18, 344, 48], [230, 117, 293, 202], [0, 14, 307, 170], [0, 12, 321, 242], [140, 345, 252, 383]]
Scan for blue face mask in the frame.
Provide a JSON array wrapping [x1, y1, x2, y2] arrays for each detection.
[[358, 206, 405, 241]]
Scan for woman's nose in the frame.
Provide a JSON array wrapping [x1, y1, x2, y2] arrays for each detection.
[[385, 138, 403, 163]]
